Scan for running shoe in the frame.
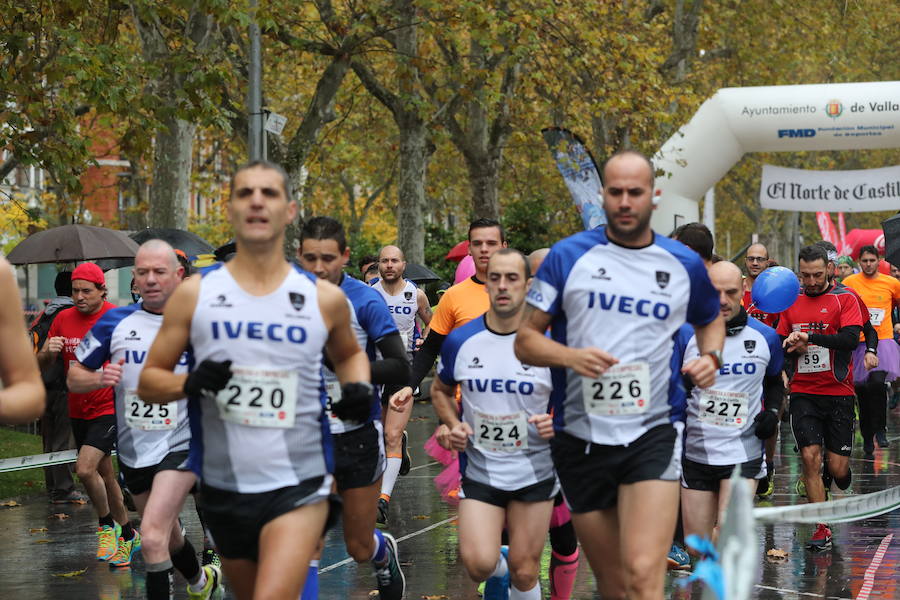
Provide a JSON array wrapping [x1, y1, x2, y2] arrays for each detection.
[[374, 532, 406, 600], [376, 497, 389, 526], [187, 564, 224, 600], [50, 489, 88, 504], [482, 546, 509, 600], [806, 523, 832, 551], [875, 431, 890, 448], [201, 547, 222, 569], [399, 430, 411, 476], [109, 530, 141, 568], [795, 477, 806, 498], [97, 523, 121, 561], [756, 472, 774, 499], [666, 543, 691, 570]]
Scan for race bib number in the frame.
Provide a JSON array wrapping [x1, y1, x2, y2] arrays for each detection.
[[124, 391, 176, 431], [215, 366, 297, 428], [581, 362, 651, 416], [797, 345, 830, 373], [474, 411, 528, 453], [698, 389, 749, 428], [868, 308, 885, 326], [324, 380, 343, 426]]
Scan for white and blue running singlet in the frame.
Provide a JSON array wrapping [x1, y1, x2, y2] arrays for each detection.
[[323, 275, 398, 435], [526, 227, 720, 446], [678, 318, 783, 465], [77, 304, 190, 469], [371, 278, 418, 358], [437, 315, 555, 490], [188, 263, 331, 493]]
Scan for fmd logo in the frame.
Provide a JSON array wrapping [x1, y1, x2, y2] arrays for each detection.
[[824, 99, 843, 119], [778, 129, 816, 138]]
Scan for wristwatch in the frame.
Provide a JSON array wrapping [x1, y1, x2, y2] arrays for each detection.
[[865, 348, 877, 355], [704, 349, 723, 369]]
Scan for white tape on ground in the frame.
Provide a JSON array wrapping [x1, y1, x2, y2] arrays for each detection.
[[753, 485, 900, 524], [0, 449, 78, 473], [319, 516, 457, 574]]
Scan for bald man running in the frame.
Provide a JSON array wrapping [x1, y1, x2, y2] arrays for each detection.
[[371, 244, 432, 521], [677, 262, 783, 545]]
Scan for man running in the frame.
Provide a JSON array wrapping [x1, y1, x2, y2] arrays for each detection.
[[514, 150, 724, 599], [68, 240, 222, 597], [679, 261, 783, 544], [779, 245, 863, 551], [298, 217, 408, 600], [425, 249, 555, 600], [741, 243, 779, 327], [371, 244, 432, 521], [38, 263, 132, 562], [388, 218, 508, 519], [0, 256, 44, 424], [841, 245, 900, 456], [139, 160, 371, 599]]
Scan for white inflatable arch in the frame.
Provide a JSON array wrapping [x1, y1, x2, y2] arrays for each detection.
[[650, 80, 900, 232]]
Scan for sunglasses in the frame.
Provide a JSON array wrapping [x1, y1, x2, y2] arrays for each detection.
[[746, 257, 767, 263]]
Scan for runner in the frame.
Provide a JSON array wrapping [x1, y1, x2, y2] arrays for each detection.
[[835, 256, 856, 283], [0, 256, 44, 424], [741, 243, 779, 327], [371, 244, 432, 523], [388, 218, 508, 520], [68, 240, 222, 597], [515, 150, 724, 599], [138, 160, 371, 600], [841, 245, 900, 456], [778, 244, 864, 551], [297, 217, 408, 600], [421, 249, 555, 600], [38, 263, 132, 562], [678, 261, 783, 544]]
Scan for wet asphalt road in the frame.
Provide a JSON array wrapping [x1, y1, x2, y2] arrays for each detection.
[[1, 402, 900, 599]]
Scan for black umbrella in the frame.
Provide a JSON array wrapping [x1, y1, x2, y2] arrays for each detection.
[[405, 262, 441, 284], [7, 224, 139, 265], [131, 228, 215, 257], [882, 213, 900, 267]]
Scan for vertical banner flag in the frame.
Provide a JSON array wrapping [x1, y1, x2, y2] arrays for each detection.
[[816, 212, 839, 247], [838, 212, 848, 254], [542, 127, 606, 230]]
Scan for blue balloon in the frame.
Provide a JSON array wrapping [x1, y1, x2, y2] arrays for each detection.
[[751, 266, 800, 314]]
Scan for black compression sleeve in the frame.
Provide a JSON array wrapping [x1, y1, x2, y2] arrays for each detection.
[[408, 331, 446, 388], [762, 374, 783, 413], [372, 333, 410, 385], [862, 320, 878, 352], [807, 325, 862, 351]]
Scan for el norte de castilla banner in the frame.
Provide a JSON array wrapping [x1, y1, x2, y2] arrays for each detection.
[[759, 164, 900, 212]]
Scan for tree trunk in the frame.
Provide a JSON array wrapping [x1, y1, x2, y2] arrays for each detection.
[[148, 115, 196, 228], [468, 163, 500, 220], [396, 116, 427, 264]]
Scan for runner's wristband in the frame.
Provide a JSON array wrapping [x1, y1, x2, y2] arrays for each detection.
[[704, 350, 723, 369]]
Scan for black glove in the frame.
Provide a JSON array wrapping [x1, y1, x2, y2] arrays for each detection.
[[184, 359, 233, 397], [332, 381, 373, 423], [753, 410, 779, 440]]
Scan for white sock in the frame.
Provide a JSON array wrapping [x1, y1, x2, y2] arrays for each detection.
[[380, 457, 402, 498], [188, 567, 207, 592], [509, 581, 541, 600], [489, 553, 508, 579]]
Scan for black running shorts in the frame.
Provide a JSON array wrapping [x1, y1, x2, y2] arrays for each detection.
[[71, 415, 117, 455], [460, 477, 558, 508], [333, 421, 386, 491], [680, 456, 765, 491], [117, 450, 191, 496], [551, 423, 682, 512], [789, 393, 854, 456], [199, 476, 339, 561]]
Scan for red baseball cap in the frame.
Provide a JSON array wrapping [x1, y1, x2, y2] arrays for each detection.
[[71, 263, 105, 286]]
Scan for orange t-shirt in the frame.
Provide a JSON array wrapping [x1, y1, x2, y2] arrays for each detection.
[[429, 276, 488, 335], [842, 272, 900, 340]]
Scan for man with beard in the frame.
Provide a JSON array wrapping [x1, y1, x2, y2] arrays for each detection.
[[515, 150, 724, 599]]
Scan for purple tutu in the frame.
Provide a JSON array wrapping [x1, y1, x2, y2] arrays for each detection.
[[852, 339, 900, 383]]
